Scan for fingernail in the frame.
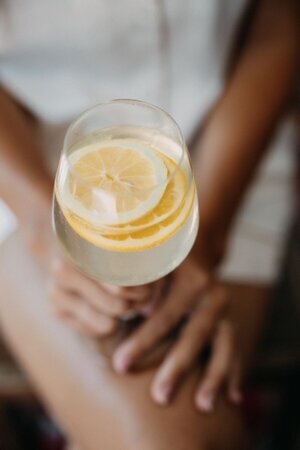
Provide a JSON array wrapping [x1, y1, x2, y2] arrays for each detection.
[[113, 353, 131, 373], [153, 383, 172, 405], [196, 391, 214, 412]]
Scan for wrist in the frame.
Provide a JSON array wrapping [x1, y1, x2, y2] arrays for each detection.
[[191, 216, 229, 270]]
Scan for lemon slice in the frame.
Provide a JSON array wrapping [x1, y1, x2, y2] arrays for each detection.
[[60, 140, 168, 226], [61, 175, 195, 251], [94, 156, 186, 235]]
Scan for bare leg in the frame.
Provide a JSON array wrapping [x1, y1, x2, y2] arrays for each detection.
[[67, 445, 81, 450], [0, 233, 270, 450]]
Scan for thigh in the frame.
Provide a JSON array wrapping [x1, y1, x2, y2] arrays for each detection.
[[0, 233, 264, 450], [225, 281, 271, 375]]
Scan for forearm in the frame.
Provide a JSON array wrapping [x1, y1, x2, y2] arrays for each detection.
[[0, 88, 54, 260], [0, 88, 53, 222], [193, 0, 299, 265]]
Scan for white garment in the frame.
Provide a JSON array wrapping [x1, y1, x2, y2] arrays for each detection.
[[0, 0, 246, 137], [219, 120, 295, 283], [0, 0, 295, 282]]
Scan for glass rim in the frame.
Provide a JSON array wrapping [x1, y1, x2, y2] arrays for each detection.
[[62, 98, 186, 193]]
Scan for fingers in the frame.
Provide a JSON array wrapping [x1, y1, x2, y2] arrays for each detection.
[[49, 286, 117, 337], [101, 282, 155, 302], [112, 290, 189, 373], [52, 259, 129, 316], [137, 278, 166, 317], [195, 320, 234, 412], [112, 279, 219, 374], [228, 358, 243, 404], [150, 287, 228, 405], [50, 258, 166, 337]]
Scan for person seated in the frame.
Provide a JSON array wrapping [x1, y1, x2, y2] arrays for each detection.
[[0, 0, 298, 448]]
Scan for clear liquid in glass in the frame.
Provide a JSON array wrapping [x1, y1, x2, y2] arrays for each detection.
[[53, 126, 199, 286]]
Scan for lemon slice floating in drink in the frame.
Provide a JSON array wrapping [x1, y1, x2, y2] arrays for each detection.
[[64, 140, 168, 226], [56, 140, 195, 251]]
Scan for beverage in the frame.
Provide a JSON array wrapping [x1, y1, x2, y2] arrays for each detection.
[[54, 125, 198, 285]]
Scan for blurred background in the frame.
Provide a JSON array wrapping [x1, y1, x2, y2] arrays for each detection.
[[0, 1, 299, 449]]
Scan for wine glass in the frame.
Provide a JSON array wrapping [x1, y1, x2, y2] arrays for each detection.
[[53, 99, 199, 287]]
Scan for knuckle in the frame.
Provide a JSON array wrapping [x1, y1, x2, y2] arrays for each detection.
[[51, 259, 70, 279], [101, 319, 117, 336], [102, 283, 124, 295], [97, 294, 128, 317], [114, 300, 130, 316], [113, 286, 126, 295]]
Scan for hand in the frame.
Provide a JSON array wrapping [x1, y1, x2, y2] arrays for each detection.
[[112, 256, 242, 412], [20, 196, 163, 334], [48, 256, 162, 337]]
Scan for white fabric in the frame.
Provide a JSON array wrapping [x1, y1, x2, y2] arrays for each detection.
[[0, 0, 295, 283], [0, 0, 246, 138], [0, 200, 17, 244], [219, 121, 295, 283]]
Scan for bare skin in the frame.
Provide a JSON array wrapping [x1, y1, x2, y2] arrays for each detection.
[[107, 0, 299, 407], [0, 233, 269, 450], [0, 0, 298, 445]]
